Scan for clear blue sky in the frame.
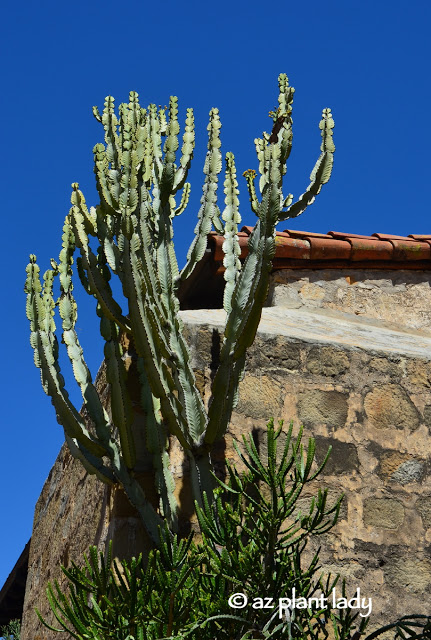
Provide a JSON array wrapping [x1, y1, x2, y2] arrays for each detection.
[[0, 0, 430, 590]]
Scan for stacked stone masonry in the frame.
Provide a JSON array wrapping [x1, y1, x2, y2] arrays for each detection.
[[22, 268, 431, 638]]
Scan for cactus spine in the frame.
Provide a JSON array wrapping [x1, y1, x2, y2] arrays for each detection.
[[25, 75, 335, 542]]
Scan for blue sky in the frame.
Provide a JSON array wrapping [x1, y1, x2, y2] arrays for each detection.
[[1, 0, 430, 591]]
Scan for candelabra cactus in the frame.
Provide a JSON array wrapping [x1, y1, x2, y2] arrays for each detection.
[[25, 74, 335, 543]]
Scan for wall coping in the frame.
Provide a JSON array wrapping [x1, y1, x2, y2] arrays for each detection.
[[180, 306, 431, 359]]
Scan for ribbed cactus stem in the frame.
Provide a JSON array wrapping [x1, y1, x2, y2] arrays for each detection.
[[180, 108, 222, 282], [280, 106, 335, 221], [138, 359, 178, 531], [173, 108, 195, 192], [222, 152, 241, 314], [243, 169, 259, 214]]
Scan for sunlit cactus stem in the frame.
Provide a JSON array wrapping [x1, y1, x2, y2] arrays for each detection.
[[25, 74, 335, 543]]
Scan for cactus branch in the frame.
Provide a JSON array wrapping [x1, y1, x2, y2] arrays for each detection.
[[180, 108, 223, 282], [222, 152, 241, 314], [280, 107, 335, 221]]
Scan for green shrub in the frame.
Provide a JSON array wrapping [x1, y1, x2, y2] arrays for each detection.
[[38, 420, 370, 640], [0, 620, 20, 640]]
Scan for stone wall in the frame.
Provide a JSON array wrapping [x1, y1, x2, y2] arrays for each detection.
[[21, 269, 431, 638], [269, 268, 431, 330], [180, 305, 431, 628], [22, 445, 109, 637]]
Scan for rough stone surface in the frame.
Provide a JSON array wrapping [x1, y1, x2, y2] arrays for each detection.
[[268, 269, 431, 330], [181, 305, 431, 358], [416, 496, 431, 529], [391, 460, 425, 484], [297, 390, 349, 429], [384, 556, 431, 593], [236, 375, 282, 419], [369, 357, 402, 376], [406, 360, 431, 388], [306, 346, 350, 376], [363, 498, 405, 529], [364, 384, 420, 430], [314, 437, 359, 475], [247, 335, 301, 372], [22, 446, 110, 638], [423, 405, 431, 428], [378, 452, 411, 480]]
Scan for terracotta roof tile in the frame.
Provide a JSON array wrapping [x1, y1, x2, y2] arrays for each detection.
[[274, 235, 311, 259], [413, 239, 431, 250], [282, 229, 332, 239], [372, 233, 413, 241], [389, 239, 431, 261], [307, 237, 351, 260], [347, 238, 393, 261], [206, 228, 431, 270], [327, 231, 376, 240]]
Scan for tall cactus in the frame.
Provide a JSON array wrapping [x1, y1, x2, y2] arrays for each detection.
[[25, 75, 335, 543]]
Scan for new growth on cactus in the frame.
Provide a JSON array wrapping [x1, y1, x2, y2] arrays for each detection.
[[25, 74, 335, 542]]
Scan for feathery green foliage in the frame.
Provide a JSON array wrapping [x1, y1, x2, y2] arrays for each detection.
[[0, 620, 21, 640], [25, 75, 335, 542]]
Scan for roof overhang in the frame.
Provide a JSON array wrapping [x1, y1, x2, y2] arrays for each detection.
[[179, 228, 431, 309]]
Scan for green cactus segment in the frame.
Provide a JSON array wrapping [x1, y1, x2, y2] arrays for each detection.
[[102, 96, 120, 168], [56, 218, 114, 446], [187, 449, 216, 509], [93, 142, 119, 214], [60, 295, 111, 448], [222, 152, 241, 314], [174, 182, 191, 216], [25, 257, 107, 459], [121, 238, 187, 447], [280, 107, 335, 221], [70, 185, 130, 333], [106, 429, 165, 543], [101, 316, 135, 470], [94, 97, 122, 212], [206, 203, 278, 445], [26, 75, 335, 541], [173, 108, 195, 192], [160, 96, 179, 202], [243, 169, 259, 214], [180, 108, 222, 282], [65, 434, 115, 484], [117, 470, 165, 544], [121, 231, 206, 451], [274, 73, 295, 170], [138, 359, 178, 531], [205, 78, 294, 445], [211, 204, 224, 235]]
